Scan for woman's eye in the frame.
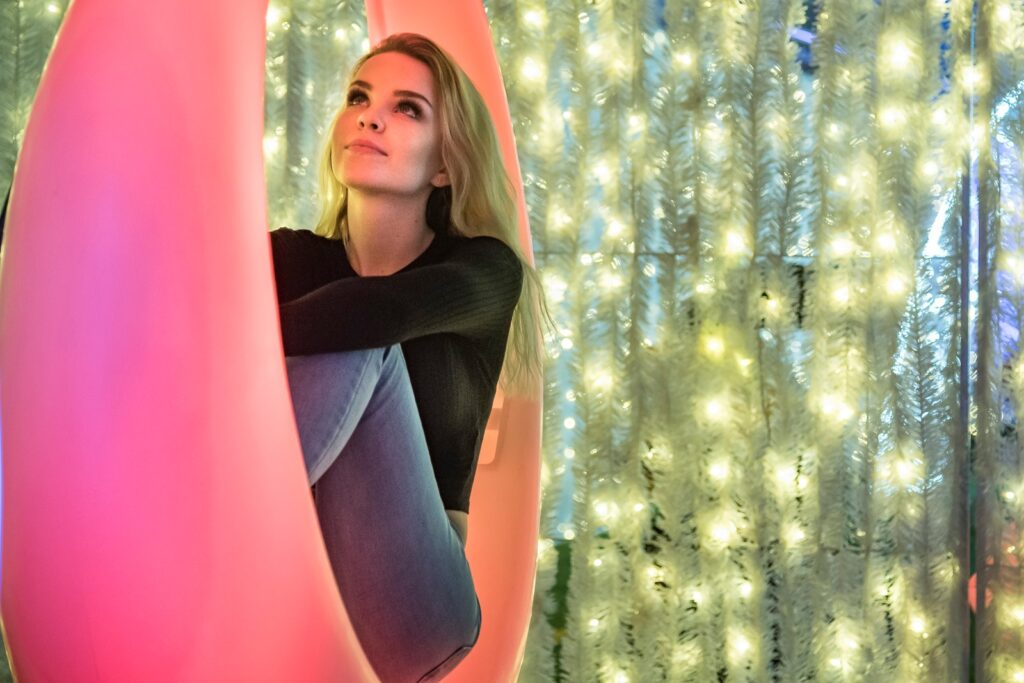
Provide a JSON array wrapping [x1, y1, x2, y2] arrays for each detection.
[[397, 100, 422, 118], [344, 89, 421, 119]]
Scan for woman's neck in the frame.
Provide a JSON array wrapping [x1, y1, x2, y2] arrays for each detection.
[[344, 190, 435, 276]]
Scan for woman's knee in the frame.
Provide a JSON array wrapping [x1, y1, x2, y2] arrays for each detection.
[[415, 598, 482, 683]]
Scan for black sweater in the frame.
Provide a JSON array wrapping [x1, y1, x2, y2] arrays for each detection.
[[270, 227, 523, 513]]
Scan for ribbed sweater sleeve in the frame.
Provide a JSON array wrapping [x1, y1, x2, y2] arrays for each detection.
[[276, 234, 523, 356]]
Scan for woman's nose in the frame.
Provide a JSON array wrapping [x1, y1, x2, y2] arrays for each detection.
[[358, 110, 383, 131]]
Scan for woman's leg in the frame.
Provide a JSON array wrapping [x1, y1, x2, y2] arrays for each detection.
[[284, 346, 481, 683]]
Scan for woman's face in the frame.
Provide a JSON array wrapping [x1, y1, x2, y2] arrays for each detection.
[[332, 51, 449, 197]]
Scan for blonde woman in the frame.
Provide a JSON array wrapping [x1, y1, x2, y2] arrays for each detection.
[[270, 33, 546, 683]]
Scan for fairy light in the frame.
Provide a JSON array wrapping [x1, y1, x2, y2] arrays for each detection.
[[709, 460, 730, 481], [879, 104, 907, 131], [885, 37, 913, 71], [705, 397, 729, 422], [263, 134, 280, 156], [875, 232, 897, 252], [775, 464, 796, 488], [588, 367, 613, 391], [739, 581, 753, 598], [885, 272, 907, 296], [521, 56, 544, 81], [729, 630, 752, 660], [674, 50, 695, 69], [820, 393, 854, 421], [523, 8, 545, 28], [703, 335, 725, 357], [833, 286, 850, 305], [600, 271, 624, 290], [725, 229, 749, 256], [830, 234, 855, 257]]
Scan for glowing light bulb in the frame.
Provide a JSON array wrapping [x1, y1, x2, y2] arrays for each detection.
[[732, 633, 751, 654], [588, 617, 601, 630], [674, 50, 694, 68], [633, 502, 646, 512], [775, 465, 796, 486], [833, 286, 850, 304], [997, 3, 1012, 22], [563, 417, 576, 429], [725, 230, 749, 255], [739, 581, 753, 598], [523, 8, 545, 27], [521, 57, 544, 81], [263, 135, 280, 156], [595, 501, 610, 517], [831, 235, 854, 256], [692, 589, 704, 604], [910, 616, 926, 634], [885, 37, 914, 71], [593, 558, 603, 567], [589, 368, 613, 391], [886, 273, 907, 296], [600, 271, 623, 290], [705, 398, 728, 421], [875, 232, 896, 252], [880, 105, 906, 130], [710, 520, 735, 543], [704, 335, 725, 356], [267, 5, 282, 25], [709, 461, 729, 481], [786, 525, 806, 545]]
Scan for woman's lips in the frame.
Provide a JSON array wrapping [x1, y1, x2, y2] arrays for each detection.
[[346, 141, 386, 155]]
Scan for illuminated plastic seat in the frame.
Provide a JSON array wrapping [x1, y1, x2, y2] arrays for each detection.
[[0, 1, 539, 681]]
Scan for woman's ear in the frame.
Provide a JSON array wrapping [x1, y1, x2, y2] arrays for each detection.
[[430, 167, 451, 188]]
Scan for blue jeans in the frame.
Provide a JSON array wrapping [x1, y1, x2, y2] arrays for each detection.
[[284, 345, 482, 683]]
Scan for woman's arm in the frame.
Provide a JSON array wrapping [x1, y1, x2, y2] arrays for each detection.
[[277, 236, 523, 356]]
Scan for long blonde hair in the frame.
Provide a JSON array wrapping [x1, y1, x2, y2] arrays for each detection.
[[311, 32, 550, 395]]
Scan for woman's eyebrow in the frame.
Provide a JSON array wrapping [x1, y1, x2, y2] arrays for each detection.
[[349, 79, 433, 109]]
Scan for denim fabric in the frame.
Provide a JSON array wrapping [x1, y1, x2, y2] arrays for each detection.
[[285, 346, 482, 682]]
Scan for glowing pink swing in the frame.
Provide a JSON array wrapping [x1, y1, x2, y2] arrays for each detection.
[[0, 0, 540, 680]]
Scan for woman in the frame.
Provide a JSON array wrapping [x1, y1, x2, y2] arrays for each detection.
[[269, 33, 547, 683]]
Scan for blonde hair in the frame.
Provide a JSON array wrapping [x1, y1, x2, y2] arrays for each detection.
[[311, 32, 550, 395]]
